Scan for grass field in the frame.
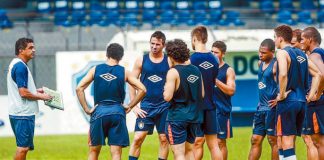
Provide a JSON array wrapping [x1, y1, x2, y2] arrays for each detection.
[[0, 127, 307, 160]]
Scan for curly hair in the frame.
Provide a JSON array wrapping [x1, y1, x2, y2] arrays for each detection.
[[274, 25, 293, 42], [191, 26, 208, 44], [165, 39, 190, 63]]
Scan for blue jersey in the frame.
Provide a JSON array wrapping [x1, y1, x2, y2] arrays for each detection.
[[167, 64, 204, 123], [278, 46, 308, 102], [140, 54, 169, 105], [91, 63, 126, 121], [214, 63, 232, 114], [258, 58, 278, 111], [308, 48, 324, 105], [190, 52, 219, 110]]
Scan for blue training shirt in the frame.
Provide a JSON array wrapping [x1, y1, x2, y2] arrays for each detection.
[[214, 63, 232, 114], [278, 46, 308, 102], [140, 54, 169, 106], [190, 52, 219, 110], [257, 58, 278, 111]]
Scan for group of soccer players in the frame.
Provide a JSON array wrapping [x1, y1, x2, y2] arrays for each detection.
[[7, 24, 323, 160]]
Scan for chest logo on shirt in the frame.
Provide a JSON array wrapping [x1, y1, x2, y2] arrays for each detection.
[[297, 56, 306, 63], [148, 75, 162, 83], [258, 82, 266, 89], [199, 61, 214, 70], [100, 73, 117, 82], [187, 75, 199, 83]]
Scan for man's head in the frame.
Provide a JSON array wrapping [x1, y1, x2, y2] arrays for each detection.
[[274, 25, 293, 49], [165, 39, 190, 64], [150, 31, 166, 55], [291, 29, 302, 49], [211, 41, 226, 62], [191, 26, 208, 50], [106, 43, 124, 61], [15, 38, 35, 61], [301, 27, 322, 51], [259, 39, 275, 62]]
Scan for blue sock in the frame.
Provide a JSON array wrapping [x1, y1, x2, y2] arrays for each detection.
[[129, 156, 138, 160], [283, 148, 296, 158], [279, 149, 284, 160]]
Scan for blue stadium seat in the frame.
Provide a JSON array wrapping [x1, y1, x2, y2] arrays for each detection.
[[70, 11, 86, 26], [279, 0, 294, 11], [320, 0, 324, 10], [260, 0, 275, 14], [160, 1, 174, 10], [103, 10, 124, 26], [54, 0, 69, 12], [54, 11, 69, 26], [89, 10, 103, 25], [37, 0, 51, 13], [142, 1, 159, 26], [71, 0, 85, 11], [175, 1, 191, 25], [209, 9, 222, 25], [160, 10, 175, 24], [105, 0, 119, 11], [317, 10, 324, 23], [208, 0, 223, 11], [193, 10, 208, 25], [0, 19, 13, 29], [277, 10, 296, 25], [123, 12, 140, 26], [123, 1, 141, 26], [90, 1, 104, 11], [297, 10, 313, 24], [143, 1, 157, 10], [193, 1, 207, 10], [300, 0, 315, 10]]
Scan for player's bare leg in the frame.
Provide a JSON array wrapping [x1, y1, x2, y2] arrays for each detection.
[[248, 134, 264, 160], [88, 146, 101, 160], [193, 137, 205, 160], [311, 134, 324, 160], [129, 131, 148, 158], [267, 135, 279, 160], [205, 134, 223, 160], [170, 142, 186, 160], [281, 135, 296, 160], [302, 134, 318, 160], [14, 147, 29, 160], [185, 142, 195, 160], [217, 138, 228, 160], [158, 133, 169, 159], [110, 145, 122, 160]]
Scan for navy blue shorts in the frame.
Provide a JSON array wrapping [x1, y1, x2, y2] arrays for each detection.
[[276, 101, 305, 136], [89, 114, 129, 147], [9, 115, 35, 150], [252, 108, 276, 136], [302, 102, 324, 135], [202, 109, 219, 135], [217, 111, 233, 139], [135, 103, 168, 135], [165, 121, 201, 145]]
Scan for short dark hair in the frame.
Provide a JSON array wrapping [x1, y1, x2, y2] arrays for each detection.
[[292, 29, 302, 43], [150, 31, 166, 45], [274, 25, 293, 42], [212, 41, 227, 54], [260, 39, 275, 52], [303, 27, 322, 45], [191, 26, 208, 44], [106, 43, 124, 61], [15, 38, 34, 55], [166, 39, 190, 63]]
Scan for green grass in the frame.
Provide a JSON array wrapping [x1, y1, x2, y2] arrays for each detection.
[[0, 127, 307, 160]]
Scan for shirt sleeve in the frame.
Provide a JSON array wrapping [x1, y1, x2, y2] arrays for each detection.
[[11, 62, 28, 88]]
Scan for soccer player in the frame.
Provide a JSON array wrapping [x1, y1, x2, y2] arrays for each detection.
[[76, 43, 146, 160], [7, 38, 52, 160], [211, 41, 236, 160], [190, 26, 223, 160], [129, 31, 170, 160], [163, 39, 204, 160], [248, 39, 278, 160], [274, 25, 321, 160], [292, 28, 319, 160], [301, 27, 324, 160]]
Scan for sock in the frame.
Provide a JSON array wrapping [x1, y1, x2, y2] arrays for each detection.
[[279, 149, 284, 160], [129, 156, 138, 160], [283, 148, 296, 160], [158, 158, 166, 160]]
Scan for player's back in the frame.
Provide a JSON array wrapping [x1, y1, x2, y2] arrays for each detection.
[[190, 52, 219, 110], [258, 58, 278, 111], [281, 46, 308, 102]]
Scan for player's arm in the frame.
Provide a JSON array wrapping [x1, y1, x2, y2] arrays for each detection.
[[268, 61, 278, 107], [201, 77, 205, 98], [309, 53, 324, 100], [76, 67, 95, 115], [129, 56, 143, 101], [163, 68, 178, 102], [215, 67, 236, 96], [125, 70, 146, 113], [307, 57, 322, 102], [276, 50, 289, 101]]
